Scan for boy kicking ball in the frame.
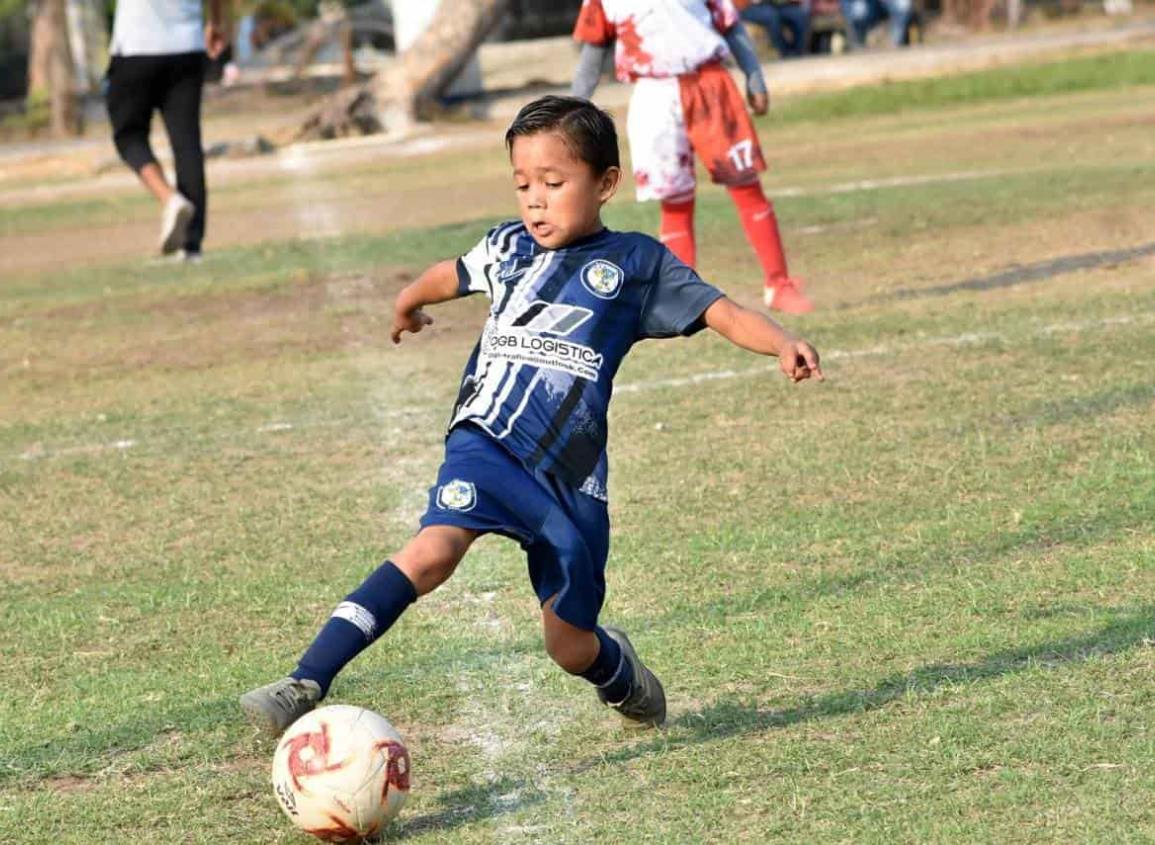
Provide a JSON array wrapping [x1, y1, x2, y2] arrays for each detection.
[[240, 96, 822, 736]]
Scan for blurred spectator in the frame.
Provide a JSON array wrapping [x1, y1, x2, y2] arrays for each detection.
[[839, 0, 914, 47], [737, 0, 812, 59], [105, 0, 230, 260]]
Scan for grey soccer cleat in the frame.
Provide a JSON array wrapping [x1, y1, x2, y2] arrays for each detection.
[[597, 626, 667, 728], [240, 677, 322, 737]]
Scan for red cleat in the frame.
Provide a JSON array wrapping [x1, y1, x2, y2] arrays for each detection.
[[763, 278, 813, 314]]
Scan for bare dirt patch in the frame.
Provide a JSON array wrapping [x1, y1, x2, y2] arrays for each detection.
[[2, 269, 421, 385]]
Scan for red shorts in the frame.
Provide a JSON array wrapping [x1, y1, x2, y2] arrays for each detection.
[[626, 61, 766, 202]]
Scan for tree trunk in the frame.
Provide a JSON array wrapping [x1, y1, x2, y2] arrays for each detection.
[[293, 0, 509, 140], [376, 0, 510, 133], [28, 0, 54, 93], [27, 0, 81, 136]]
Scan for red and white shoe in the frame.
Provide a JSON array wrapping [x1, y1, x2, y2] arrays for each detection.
[[763, 278, 813, 314]]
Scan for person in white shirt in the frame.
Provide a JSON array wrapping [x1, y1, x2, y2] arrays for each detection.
[[105, 0, 228, 260]]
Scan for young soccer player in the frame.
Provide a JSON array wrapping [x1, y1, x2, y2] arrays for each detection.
[[570, 0, 813, 314], [240, 96, 822, 736]]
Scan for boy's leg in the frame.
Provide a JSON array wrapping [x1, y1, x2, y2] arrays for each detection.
[[529, 492, 665, 727], [240, 525, 476, 736], [541, 599, 665, 727], [728, 181, 813, 313], [292, 526, 476, 691], [541, 599, 630, 700], [659, 194, 697, 268]]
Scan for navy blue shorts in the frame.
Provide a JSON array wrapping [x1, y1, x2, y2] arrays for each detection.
[[418, 424, 610, 631]]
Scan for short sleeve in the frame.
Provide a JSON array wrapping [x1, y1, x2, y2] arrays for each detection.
[[574, 0, 615, 46], [639, 248, 726, 339], [706, 0, 741, 32], [456, 222, 520, 299]]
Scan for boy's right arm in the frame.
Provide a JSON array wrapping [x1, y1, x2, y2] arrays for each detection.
[[390, 259, 460, 344]]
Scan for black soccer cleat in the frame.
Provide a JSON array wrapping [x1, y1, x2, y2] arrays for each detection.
[[597, 626, 667, 728]]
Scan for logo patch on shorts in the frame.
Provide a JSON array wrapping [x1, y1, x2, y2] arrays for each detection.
[[436, 479, 477, 512], [581, 260, 623, 299]]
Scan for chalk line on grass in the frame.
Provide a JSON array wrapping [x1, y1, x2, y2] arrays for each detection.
[[8, 309, 1154, 464], [278, 145, 343, 240]]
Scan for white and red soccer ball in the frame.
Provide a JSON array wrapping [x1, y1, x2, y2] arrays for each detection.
[[272, 705, 410, 842]]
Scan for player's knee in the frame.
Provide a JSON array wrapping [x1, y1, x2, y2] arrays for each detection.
[[392, 528, 472, 595], [114, 133, 154, 172]]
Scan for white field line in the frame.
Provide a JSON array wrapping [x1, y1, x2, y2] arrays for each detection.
[[9, 310, 1153, 464], [615, 311, 1153, 396], [278, 145, 343, 240], [773, 169, 1009, 199]]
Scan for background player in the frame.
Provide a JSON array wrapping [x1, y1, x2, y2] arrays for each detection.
[[240, 96, 821, 737], [571, 0, 813, 314]]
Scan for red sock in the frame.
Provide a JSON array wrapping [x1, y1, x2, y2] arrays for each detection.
[[728, 182, 789, 286], [659, 198, 696, 268]]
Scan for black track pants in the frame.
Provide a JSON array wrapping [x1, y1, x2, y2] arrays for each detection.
[[106, 52, 208, 252]]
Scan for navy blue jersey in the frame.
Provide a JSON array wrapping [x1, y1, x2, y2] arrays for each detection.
[[450, 221, 724, 501]]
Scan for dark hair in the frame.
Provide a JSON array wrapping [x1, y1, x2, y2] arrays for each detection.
[[505, 96, 620, 174]]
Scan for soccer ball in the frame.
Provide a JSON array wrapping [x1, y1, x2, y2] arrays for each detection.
[[271, 704, 411, 842]]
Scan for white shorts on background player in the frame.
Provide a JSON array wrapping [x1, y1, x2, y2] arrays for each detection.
[[627, 79, 697, 203]]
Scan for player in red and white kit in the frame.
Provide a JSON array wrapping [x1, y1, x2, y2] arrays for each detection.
[[571, 0, 812, 313]]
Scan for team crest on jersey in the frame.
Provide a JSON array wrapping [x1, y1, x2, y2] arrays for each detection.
[[436, 479, 476, 512], [581, 260, 623, 300]]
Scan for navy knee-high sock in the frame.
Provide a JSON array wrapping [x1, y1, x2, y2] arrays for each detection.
[[291, 560, 417, 696], [580, 627, 634, 704]]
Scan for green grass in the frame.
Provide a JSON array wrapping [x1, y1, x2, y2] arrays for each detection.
[[774, 48, 1155, 123], [2, 70, 1155, 843]]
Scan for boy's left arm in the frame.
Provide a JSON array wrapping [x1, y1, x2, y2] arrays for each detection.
[[704, 297, 823, 383], [721, 17, 770, 114]]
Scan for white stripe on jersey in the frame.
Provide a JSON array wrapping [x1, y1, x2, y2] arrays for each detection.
[[497, 370, 541, 440], [451, 246, 557, 431], [479, 251, 554, 427]]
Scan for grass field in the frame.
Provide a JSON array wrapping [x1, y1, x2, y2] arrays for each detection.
[[2, 49, 1155, 843]]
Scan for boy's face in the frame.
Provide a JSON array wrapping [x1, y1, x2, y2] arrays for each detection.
[[511, 131, 621, 250]]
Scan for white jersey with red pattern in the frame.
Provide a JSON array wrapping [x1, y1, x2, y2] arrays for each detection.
[[573, 0, 740, 82]]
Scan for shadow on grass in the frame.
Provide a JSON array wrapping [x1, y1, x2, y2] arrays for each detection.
[[586, 605, 1155, 769], [1007, 382, 1155, 428], [392, 775, 544, 839], [1, 641, 542, 788], [856, 240, 1155, 306], [659, 474, 1155, 627]]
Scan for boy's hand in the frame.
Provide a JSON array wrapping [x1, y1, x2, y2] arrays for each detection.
[[778, 337, 824, 383], [748, 90, 769, 115], [391, 308, 433, 344]]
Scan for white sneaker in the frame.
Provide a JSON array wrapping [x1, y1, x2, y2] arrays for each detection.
[[159, 193, 195, 255]]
